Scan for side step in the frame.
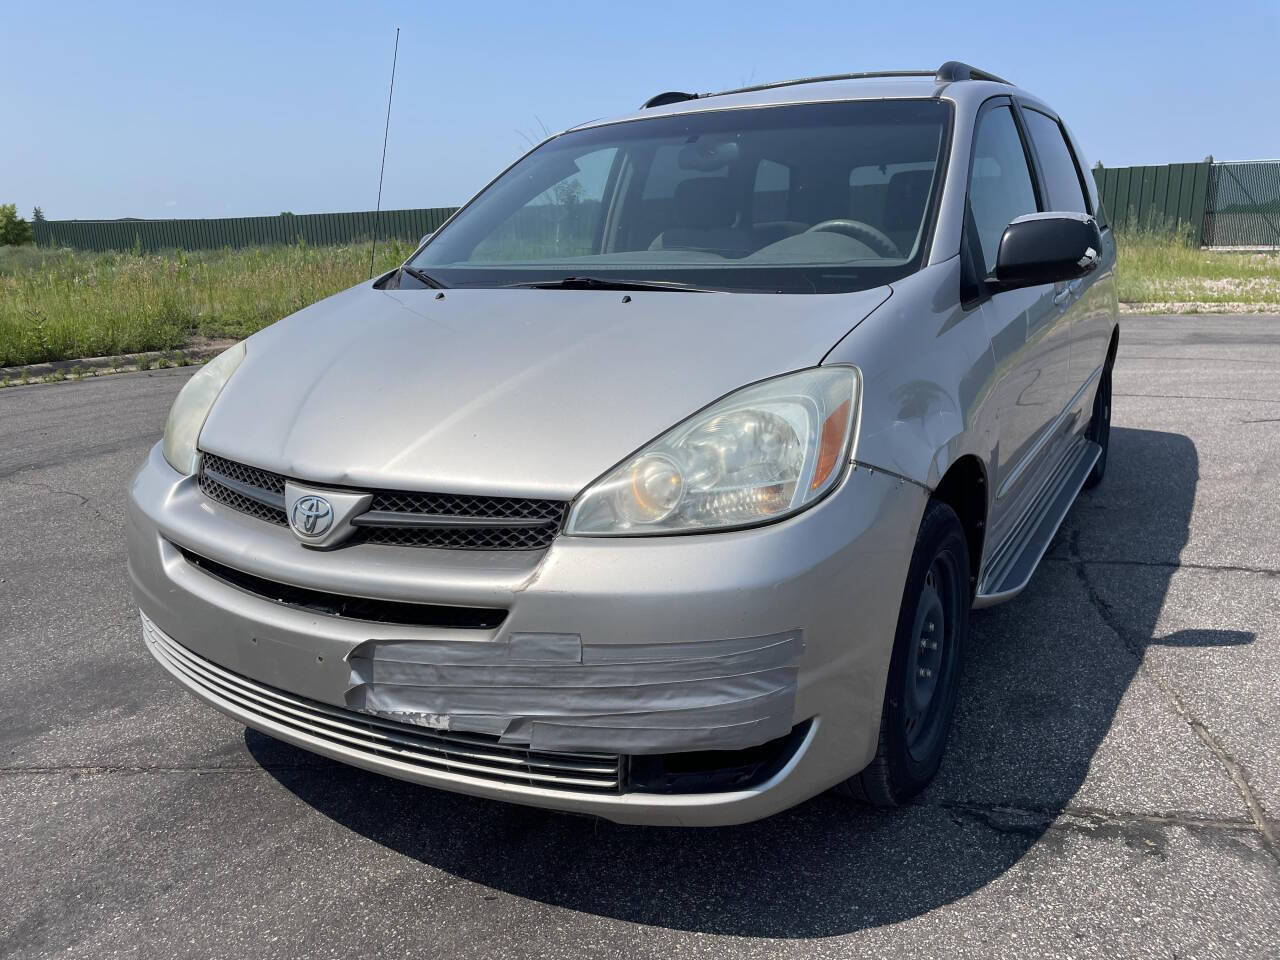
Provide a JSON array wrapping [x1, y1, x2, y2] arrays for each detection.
[[975, 437, 1101, 606]]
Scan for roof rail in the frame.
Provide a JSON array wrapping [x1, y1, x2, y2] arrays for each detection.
[[639, 61, 1009, 109], [934, 61, 1010, 84]]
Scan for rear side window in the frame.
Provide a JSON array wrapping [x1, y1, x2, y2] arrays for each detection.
[[968, 105, 1039, 276], [1023, 109, 1088, 214]]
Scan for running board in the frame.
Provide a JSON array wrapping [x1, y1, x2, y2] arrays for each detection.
[[974, 436, 1101, 607]]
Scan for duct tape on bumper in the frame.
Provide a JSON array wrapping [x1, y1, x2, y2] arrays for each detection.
[[345, 630, 804, 754]]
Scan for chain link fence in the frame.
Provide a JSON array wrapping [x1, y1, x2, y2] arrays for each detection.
[[1202, 161, 1280, 248]]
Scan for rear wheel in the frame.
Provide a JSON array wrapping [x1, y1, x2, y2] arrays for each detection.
[[843, 499, 969, 807], [1084, 357, 1113, 488]]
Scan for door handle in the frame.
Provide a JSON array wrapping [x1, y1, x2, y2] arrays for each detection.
[[1052, 285, 1071, 306]]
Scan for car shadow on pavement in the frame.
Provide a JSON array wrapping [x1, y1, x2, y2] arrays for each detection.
[[248, 427, 1254, 937]]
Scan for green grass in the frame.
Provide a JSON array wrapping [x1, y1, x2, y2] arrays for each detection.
[[1115, 229, 1280, 308], [0, 240, 412, 367], [3, 231, 1277, 368]]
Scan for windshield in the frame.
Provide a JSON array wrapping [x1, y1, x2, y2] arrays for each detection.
[[411, 99, 951, 294]]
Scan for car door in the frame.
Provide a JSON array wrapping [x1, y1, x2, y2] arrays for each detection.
[[1019, 106, 1116, 401], [967, 99, 1073, 545]]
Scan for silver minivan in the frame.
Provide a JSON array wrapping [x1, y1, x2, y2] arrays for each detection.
[[129, 61, 1117, 825]]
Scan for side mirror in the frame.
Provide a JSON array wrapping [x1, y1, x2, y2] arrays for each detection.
[[992, 213, 1102, 290], [418, 232, 434, 248]]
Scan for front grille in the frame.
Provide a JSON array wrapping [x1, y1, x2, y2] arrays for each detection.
[[369, 490, 565, 523], [198, 453, 567, 550], [360, 525, 561, 550], [199, 455, 288, 526], [179, 548, 507, 630], [144, 616, 623, 794]]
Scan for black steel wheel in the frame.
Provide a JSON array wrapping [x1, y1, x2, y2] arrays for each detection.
[[1084, 357, 1113, 488], [843, 499, 969, 807]]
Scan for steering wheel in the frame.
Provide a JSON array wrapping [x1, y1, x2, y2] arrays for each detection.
[[805, 219, 903, 259]]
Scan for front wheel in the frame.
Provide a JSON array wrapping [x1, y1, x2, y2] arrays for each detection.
[[1083, 358, 1113, 488], [842, 499, 969, 807]]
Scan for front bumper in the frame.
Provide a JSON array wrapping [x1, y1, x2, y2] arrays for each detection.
[[128, 443, 924, 825]]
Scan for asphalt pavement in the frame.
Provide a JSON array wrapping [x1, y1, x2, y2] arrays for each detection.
[[1, 315, 1277, 959]]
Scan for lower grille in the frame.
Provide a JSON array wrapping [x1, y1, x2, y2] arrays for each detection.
[[143, 615, 623, 794], [198, 453, 566, 550], [179, 548, 506, 630]]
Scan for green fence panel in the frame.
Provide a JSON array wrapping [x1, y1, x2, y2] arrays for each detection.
[[1152, 165, 1169, 229], [32, 206, 461, 253], [1095, 161, 1212, 241], [1139, 167, 1157, 225], [1166, 164, 1184, 230], [1189, 164, 1210, 245]]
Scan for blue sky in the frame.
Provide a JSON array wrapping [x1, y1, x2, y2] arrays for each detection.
[[4, 0, 1277, 221]]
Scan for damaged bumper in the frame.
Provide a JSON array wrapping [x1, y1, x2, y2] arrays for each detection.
[[346, 629, 804, 755], [128, 443, 924, 825]]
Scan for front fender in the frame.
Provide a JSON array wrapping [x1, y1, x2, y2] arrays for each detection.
[[827, 258, 997, 490]]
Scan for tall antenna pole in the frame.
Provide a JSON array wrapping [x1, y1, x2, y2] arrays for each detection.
[[370, 26, 400, 277]]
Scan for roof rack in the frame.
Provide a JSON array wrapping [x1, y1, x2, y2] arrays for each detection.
[[640, 60, 1009, 109], [641, 91, 699, 109], [934, 60, 1010, 84]]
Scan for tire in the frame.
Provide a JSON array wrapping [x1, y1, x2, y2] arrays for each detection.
[[1083, 357, 1113, 489], [843, 499, 970, 807]]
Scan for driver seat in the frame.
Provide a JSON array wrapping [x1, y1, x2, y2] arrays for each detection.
[[649, 178, 755, 258]]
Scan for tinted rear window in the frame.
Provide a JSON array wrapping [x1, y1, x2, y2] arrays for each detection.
[[1023, 109, 1088, 214]]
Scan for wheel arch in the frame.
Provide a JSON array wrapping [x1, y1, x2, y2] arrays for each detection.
[[931, 454, 988, 595]]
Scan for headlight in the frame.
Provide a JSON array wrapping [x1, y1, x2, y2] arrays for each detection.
[[567, 366, 860, 535], [161, 341, 247, 475]]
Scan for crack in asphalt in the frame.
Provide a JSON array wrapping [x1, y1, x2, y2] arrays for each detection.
[[3, 478, 93, 509], [934, 799, 1261, 836], [1044, 556, 1280, 578], [1068, 528, 1279, 863], [1, 478, 109, 524], [1113, 392, 1280, 403], [1118, 354, 1280, 367]]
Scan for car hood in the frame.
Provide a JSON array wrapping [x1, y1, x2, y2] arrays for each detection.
[[198, 282, 891, 498]]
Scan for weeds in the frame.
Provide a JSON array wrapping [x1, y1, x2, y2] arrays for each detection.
[[0, 239, 411, 366], [1115, 228, 1280, 307], [1, 232, 1275, 368]]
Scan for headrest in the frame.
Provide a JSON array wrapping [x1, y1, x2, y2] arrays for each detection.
[[885, 169, 935, 231], [673, 177, 738, 229]]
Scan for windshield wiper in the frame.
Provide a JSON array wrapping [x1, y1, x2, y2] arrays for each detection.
[[399, 265, 446, 289], [506, 276, 710, 293]]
